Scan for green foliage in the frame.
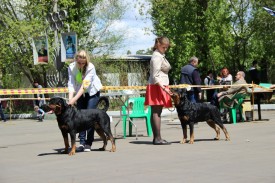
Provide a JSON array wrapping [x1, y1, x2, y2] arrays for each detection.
[[4, 100, 34, 114], [136, 48, 153, 55], [0, 0, 127, 88], [92, 56, 149, 87], [148, 0, 275, 83]]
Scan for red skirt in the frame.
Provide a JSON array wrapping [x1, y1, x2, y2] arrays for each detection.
[[144, 84, 172, 108]]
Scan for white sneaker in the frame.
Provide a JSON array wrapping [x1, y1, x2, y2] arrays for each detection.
[[84, 145, 91, 152], [76, 145, 84, 152]]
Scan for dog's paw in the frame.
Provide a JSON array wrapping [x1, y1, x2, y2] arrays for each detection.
[[189, 140, 194, 144], [225, 138, 230, 141], [68, 151, 76, 156], [109, 148, 116, 152], [99, 147, 106, 151], [180, 139, 187, 144]]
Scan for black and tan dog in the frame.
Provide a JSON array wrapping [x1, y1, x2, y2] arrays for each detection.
[[48, 97, 116, 156], [171, 90, 230, 144]]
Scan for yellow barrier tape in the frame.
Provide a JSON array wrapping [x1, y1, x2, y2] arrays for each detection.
[[103, 86, 146, 90], [0, 88, 68, 95], [0, 83, 257, 95]]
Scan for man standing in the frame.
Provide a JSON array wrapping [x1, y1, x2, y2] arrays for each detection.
[[33, 81, 46, 107], [180, 56, 202, 103], [204, 70, 215, 102], [249, 60, 260, 84], [0, 84, 7, 122], [0, 100, 6, 122]]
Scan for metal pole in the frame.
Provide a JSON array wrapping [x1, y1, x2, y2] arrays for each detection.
[[53, 0, 60, 70], [52, 0, 64, 86]]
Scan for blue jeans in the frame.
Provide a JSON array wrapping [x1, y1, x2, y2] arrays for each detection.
[[186, 91, 199, 103], [210, 91, 220, 108], [77, 92, 100, 146]]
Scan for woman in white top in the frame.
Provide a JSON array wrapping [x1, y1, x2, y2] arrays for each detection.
[[68, 50, 102, 152], [217, 67, 233, 85], [145, 37, 173, 145]]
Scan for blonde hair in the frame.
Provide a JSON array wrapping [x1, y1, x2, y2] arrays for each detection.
[[152, 36, 170, 51], [75, 50, 90, 75]]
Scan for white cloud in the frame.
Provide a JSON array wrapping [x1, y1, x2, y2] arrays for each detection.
[[116, 0, 155, 55]]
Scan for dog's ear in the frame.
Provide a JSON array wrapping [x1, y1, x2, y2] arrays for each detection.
[[56, 97, 68, 112], [40, 104, 51, 112], [49, 96, 61, 105], [171, 90, 181, 106], [60, 97, 68, 108]]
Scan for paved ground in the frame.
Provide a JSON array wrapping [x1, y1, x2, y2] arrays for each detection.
[[1, 110, 275, 183]]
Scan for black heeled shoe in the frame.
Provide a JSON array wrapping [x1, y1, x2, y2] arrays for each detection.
[[153, 139, 171, 145]]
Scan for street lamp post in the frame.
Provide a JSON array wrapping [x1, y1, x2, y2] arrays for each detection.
[[46, 0, 68, 87]]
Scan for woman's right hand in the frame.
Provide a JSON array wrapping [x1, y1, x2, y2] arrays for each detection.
[[164, 87, 173, 96]]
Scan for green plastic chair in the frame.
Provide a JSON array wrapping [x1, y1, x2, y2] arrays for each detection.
[[259, 83, 272, 89], [220, 93, 247, 124], [121, 97, 152, 138]]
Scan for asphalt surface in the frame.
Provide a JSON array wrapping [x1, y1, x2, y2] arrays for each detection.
[[1, 110, 275, 183]]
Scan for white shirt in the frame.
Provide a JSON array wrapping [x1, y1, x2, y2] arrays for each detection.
[[204, 76, 214, 86], [68, 61, 102, 96]]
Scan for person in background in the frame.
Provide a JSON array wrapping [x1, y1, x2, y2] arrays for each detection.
[[0, 101, 6, 122], [211, 71, 248, 108], [145, 36, 173, 145], [180, 56, 202, 103], [217, 67, 233, 85], [33, 81, 46, 107], [249, 60, 260, 85], [38, 45, 48, 57], [68, 50, 102, 152], [0, 84, 7, 122], [204, 70, 215, 102], [211, 67, 233, 106], [34, 105, 45, 122]]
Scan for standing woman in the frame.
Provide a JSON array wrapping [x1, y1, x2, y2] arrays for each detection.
[[145, 37, 173, 145], [68, 50, 102, 152]]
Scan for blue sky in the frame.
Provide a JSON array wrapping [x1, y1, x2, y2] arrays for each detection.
[[116, 0, 156, 55]]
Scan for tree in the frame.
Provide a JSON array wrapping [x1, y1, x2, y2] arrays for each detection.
[[0, 0, 127, 88], [149, 0, 210, 83], [136, 48, 152, 55], [147, 0, 275, 83], [248, 0, 275, 82]]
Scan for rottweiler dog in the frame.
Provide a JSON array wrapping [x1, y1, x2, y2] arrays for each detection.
[[171, 90, 230, 144], [48, 97, 116, 156]]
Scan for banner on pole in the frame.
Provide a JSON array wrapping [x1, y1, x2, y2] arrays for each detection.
[[32, 36, 49, 65], [61, 32, 77, 62]]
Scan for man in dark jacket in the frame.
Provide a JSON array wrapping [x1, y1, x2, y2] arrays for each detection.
[[249, 60, 260, 84], [180, 56, 202, 103]]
